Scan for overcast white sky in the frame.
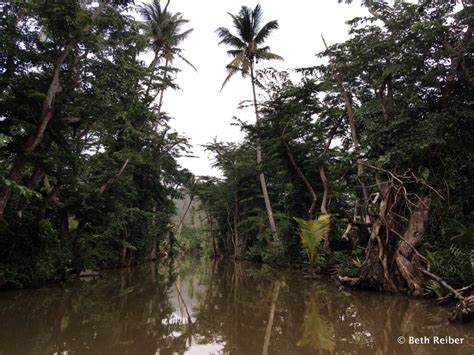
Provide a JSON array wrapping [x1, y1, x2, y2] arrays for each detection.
[[138, 1, 370, 177]]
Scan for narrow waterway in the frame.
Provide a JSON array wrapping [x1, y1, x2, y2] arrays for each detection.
[[0, 257, 472, 354]]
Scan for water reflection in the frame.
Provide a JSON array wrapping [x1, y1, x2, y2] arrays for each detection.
[[0, 258, 472, 354]]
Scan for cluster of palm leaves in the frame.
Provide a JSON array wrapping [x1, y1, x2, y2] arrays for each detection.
[[215, 4, 282, 91], [139, 0, 195, 70], [138, 0, 196, 122]]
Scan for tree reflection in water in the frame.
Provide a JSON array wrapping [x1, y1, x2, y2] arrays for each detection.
[[0, 257, 472, 354], [298, 294, 336, 352]]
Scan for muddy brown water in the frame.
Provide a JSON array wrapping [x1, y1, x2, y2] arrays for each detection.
[[0, 258, 472, 354]]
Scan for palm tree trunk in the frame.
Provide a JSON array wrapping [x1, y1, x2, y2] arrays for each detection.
[[144, 52, 160, 99], [156, 59, 169, 122], [250, 64, 279, 242]]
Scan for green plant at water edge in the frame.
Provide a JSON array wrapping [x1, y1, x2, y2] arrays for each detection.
[[293, 215, 330, 263], [425, 245, 473, 289]]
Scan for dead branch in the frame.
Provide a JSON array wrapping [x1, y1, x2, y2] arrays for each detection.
[[435, 284, 474, 304], [420, 269, 464, 301], [340, 208, 373, 227]]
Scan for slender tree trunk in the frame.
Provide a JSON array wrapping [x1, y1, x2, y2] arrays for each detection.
[[0, 155, 25, 216], [15, 165, 44, 218], [122, 226, 129, 267], [145, 54, 170, 130], [334, 75, 369, 204], [319, 114, 343, 216], [156, 58, 169, 123], [233, 188, 244, 259], [319, 165, 329, 215], [148, 204, 158, 261], [250, 63, 279, 242], [149, 238, 158, 261], [144, 52, 161, 100], [148, 52, 160, 72], [282, 138, 317, 219], [207, 210, 218, 257], [175, 193, 193, 239], [320, 114, 343, 249], [0, 2, 106, 216], [322, 36, 369, 205]]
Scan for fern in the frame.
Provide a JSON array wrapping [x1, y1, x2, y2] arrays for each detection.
[[425, 244, 473, 288], [293, 214, 331, 263], [425, 280, 445, 298]]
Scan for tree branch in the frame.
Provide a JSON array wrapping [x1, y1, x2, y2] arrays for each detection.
[[98, 158, 130, 196]]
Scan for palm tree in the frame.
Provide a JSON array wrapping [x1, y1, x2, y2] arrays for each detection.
[[139, 0, 195, 115], [216, 4, 283, 242], [139, 0, 195, 260]]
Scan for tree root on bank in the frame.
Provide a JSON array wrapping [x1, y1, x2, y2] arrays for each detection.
[[338, 170, 472, 324], [421, 269, 473, 323], [449, 294, 474, 324], [340, 269, 473, 324]]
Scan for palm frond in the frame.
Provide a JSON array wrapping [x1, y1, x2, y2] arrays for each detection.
[[255, 20, 278, 44], [176, 52, 197, 72], [216, 27, 245, 48], [227, 49, 244, 57], [139, 0, 164, 21], [251, 4, 263, 34], [256, 49, 283, 61], [238, 6, 254, 41], [171, 28, 194, 46], [220, 65, 241, 92], [225, 53, 248, 75]]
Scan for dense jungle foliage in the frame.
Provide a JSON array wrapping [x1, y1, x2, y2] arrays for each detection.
[[0, 0, 193, 287], [0, 0, 472, 311]]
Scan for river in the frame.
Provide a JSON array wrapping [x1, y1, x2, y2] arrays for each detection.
[[0, 257, 472, 354]]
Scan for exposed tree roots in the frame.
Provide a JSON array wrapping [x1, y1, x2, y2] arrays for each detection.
[[340, 172, 431, 296], [339, 171, 473, 323]]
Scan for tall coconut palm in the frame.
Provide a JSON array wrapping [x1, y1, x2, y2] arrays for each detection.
[[139, 0, 195, 260], [139, 0, 195, 116], [216, 4, 283, 242]]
